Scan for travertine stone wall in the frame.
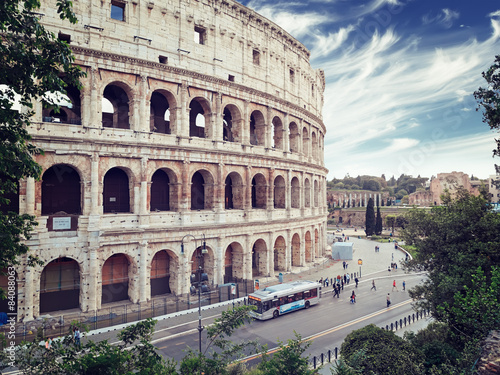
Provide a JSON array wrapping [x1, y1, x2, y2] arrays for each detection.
[[12, 0, 328, 321]]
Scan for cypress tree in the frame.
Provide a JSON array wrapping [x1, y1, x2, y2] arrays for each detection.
[[365, 198, 375, 236], [375, 206, 383, 235]]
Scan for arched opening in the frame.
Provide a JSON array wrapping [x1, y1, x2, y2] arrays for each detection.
[[191, 171, 205, 210], [191, 246, 215, 285], [305, 231, 312, 262], [312, 132, 318, 160], [289, 122, 299, 153], [314, 180, 319, 207], [40, 257, 80, 313], [272, 116, 283, 150], [292, 233, 301, 267], [102, 84, 130, 129], [225, 175, 233, 209], [252, 239, 267, 278], [150, 169, 170, 211], [103, 168, 130, 213], [150, 91, 171, 134], [273, 236, 286, 272], [222, 104, 242, 142], [223, 242, 244, 283], [42, 165, 81, 215], [291, 177, 300, 208], [42, 84, 82, 125], [251, 173, 267, 209], [304, 179, 311, 208], [189, 99, 209, 138], [273, 175, 286, 209], [102, 254, 130, 304], [302, 127, 309, 156], [249, 111, 265, 146], [151, 250, 171, 296]]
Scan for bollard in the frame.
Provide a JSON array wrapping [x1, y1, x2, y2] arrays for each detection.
[[386, 324, 389, 331], [412, 313, 415, 323], [328, 349, 331, 363], [313, 356, 317, 369], [335, 347, 338, 359], [404, 317, 407, 326], [391, 322, 394, 331], [395, 321, 398, 330], [321, 353, 324, 366], [400, 318, 403, 328]]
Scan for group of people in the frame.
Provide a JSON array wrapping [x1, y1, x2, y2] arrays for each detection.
[[44, 327, 80, 351], [374, 245, 380, 252]]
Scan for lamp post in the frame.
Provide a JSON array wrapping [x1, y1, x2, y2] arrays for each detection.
[[181, 234, 208, 365]]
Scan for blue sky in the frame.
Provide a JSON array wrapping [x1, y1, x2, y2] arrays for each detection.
[[240, 0, 500, 180]]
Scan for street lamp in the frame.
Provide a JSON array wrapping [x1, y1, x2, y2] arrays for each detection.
[[181, 234, 208, 362]]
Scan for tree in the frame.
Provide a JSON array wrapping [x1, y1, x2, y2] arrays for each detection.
[[401, 190, 500, 340], [474, 54, 500, 175], [364, 198, 375, 236], [0, 0, 84, 298], [340, 324, 424, 374], [258, 331, 318, 375], [375, 207, 382, 235], [395, 189, 408, 200], [385, 215, 396, 234]]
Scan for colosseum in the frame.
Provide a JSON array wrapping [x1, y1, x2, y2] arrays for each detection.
[[2, 0, 327, 321]]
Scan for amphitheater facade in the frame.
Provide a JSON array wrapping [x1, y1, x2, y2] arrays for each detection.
[[4, 0, 327, 321]]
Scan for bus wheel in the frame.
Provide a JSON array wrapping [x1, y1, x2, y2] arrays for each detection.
[[273, 310, 279, 319], [305, 301, 310, 309]]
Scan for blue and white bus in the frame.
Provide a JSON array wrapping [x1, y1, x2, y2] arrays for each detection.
[[247, 280, 321, 320]]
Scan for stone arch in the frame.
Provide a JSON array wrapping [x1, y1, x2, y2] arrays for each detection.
[[191, 245, 215, 286], [302, 127, 309, 156], [189, 97, 211, 138], [150, 249, 176, 296], [42, 83, 82, 125], [291, 176, 300, 208], [304, 178, 311, 208], [149, 167, 179, 211], [314, 179, 319, 207], [150, 90, 175, 134], [250, 110, 265, 146], [223, 242, 244, 283], [150, 169, 170, 211], [223, 104, 242, 142], [225, 171, 244, 209], [252, 239, 267, 278], [39, 257, 80, 313], [305, 231, 312, 262], [312, 131, 318, 160], [102, 82, 131, 129], [273, 175, 286, 209], [291, 233, 301, 267], [41, 164, 82, 215], [272, 116, 283, 150], [273, 235, 286, 272], [101, 253, 132, 304], [289, 121, 299, 153], [103, 167, 131, 213], [191, 169, 215, 210], [251, 173, 267, 209]]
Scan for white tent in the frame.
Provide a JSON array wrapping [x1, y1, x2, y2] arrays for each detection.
[[332, 242, 353, 260]]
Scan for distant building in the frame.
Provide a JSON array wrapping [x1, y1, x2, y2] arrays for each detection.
[[489, 174, 500, 204], [408, 172, 481, 206]]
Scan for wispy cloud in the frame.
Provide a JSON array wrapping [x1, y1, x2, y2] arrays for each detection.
[[422, 8, 459, 28]]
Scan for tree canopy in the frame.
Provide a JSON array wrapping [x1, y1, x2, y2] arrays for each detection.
[[0, 0, 84, 296]]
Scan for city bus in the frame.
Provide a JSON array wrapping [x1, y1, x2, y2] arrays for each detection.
[[247, 280, 321, 320]]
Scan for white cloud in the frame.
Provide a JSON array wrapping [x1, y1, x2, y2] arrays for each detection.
[[422, 8, 459, 28]]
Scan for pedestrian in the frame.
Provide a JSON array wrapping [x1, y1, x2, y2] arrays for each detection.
[[337, 274, 341, 284], [74, 328, 81, 347], [344, 274, 347, 284], [350, 291, 356, 303], [386, 293, 391, 307], [45, 337, 52, 350], [330, 277, 333, 286], [402, 280, 406, 291], [319, 277, 323, 285], [346, 273, 350, 284], [392, 280, 398, 292], [354, 277, 359, 288], [343, 261, 346, 270], [371, 280, 376, 291], [341, 278, 344, 290], [345, 262, 348, 269], [325, 278, 329, 287], [374, 245, 377, 252]]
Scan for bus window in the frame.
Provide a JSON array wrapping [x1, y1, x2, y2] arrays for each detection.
[[304, 290, 311, 299], [279, 297, 287, 305], [295, 292, 303, 301], [310, 288, 318, 297], [272, 299, 279, 308], [262, 301, 270, 311]]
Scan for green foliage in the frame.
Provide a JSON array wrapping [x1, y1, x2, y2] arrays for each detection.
[[401, 190, 500, 342], [0, 0, 85, 297], [375, 207, 382, 235], [364, 198, 375, 236], [258, 332, 318, 375], [396, 189, 408, 199], [474, 54, 500, 174], [385, 215, 396, 233], [340, 324, 424, 375]]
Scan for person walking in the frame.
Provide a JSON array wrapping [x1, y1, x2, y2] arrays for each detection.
[[346, 273, 350, 284], [354, 277, 359, 288], [350, 291, 356, 304], [402, 280, 406, 291], [392, 279, 398, 292], [386, 293, 391, 307], [371, 280, 376, 291], [74, 328, 81, 347], [341, 278, 344, 290]]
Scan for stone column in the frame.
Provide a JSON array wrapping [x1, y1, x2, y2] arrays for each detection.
[[139, 241, 149, 303], [283, 113, 290, 152], [89, 67, 99, 127], [26, 177, 35, 216], [23, 268, 34, 321], [139, 75, 149, 133], [180, 82, 189, 137], [85, 247, 98, 312], [90, 153, 100, 215], [139, 157, 148, 215]]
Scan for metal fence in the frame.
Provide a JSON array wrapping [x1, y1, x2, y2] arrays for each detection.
[[0, 279, 254, 348], [309, 309, 431, 369]]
